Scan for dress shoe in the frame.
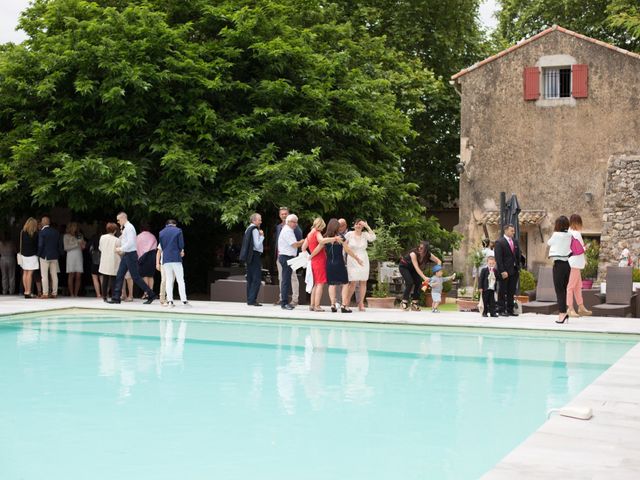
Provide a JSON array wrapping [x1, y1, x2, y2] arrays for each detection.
[[248, 302, 262, 306], [509, 312, 519, 317], [578, 305, 592, 316], [281, 304, 294, 310], [482, 313, 488, 317], [143, 294, 157, 305], [106, 298, 121, 304], [499, 312, 509, 317], [490, 313, 499, 317]]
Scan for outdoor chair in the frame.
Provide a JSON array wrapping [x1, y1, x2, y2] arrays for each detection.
[[522, 266, 558, 315], [591, 267, 637, 317]]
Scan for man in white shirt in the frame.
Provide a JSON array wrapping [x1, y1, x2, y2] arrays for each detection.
[[107, 212, 157, 304], [277, 214, 305, 310]]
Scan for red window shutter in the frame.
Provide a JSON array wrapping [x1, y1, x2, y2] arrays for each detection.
[[523, 67, 540, 101], [572, 64, 588, 98]]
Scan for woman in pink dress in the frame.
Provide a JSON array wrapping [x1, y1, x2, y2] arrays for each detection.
[[302, 217, 338, 311]]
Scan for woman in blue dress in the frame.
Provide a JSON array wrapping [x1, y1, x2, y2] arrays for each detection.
[[325, 218, 363, 313]]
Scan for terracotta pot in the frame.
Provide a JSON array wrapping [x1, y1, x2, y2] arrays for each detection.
[[456, 298, 478, 311], [366, 297, 396, 308], [582, 279, 594, 289], [424, 292, 447, 307]]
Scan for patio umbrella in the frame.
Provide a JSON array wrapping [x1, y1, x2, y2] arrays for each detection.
[[504, 194, 521, 240]]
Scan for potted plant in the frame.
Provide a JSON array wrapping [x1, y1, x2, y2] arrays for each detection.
[[582, 241, 600, 289], [366, 282, 396, 308], [518, 269, 536, 303], [456, 285, 478, 311], [633, 268, 640, 292], [368, 219, 402, 281]]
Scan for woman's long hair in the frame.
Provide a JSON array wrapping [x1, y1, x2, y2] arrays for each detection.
[[410, 240, 430, 267], [22, 217, 38, 237], [325, 218, 340, 237], [569, 214, 583, 230], [66, 222, 79, 236]]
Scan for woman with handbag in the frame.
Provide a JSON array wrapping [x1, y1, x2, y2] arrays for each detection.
[[19, 217, 40, 298], [547, 216, 572, 324], [567, 214, 592, 317]]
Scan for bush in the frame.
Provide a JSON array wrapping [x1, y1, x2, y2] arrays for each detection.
[[633, 268, 640, 282], [582, 241, 600, 279], [519, 269, 536, 294], [371, 282, 390, 298], [369, 219, 402, 263]]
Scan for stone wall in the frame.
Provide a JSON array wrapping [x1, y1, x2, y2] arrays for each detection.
[[599, 154, 640, 278]]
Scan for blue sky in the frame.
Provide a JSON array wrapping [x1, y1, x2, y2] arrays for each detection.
[[1, 0, 499, 44]]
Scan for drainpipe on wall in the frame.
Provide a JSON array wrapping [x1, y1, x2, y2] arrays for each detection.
[[449, 80, 461, 96]]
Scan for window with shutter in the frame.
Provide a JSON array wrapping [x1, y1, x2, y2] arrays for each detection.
[[523, 67, 540, 100], [572, 64, 588, 98]]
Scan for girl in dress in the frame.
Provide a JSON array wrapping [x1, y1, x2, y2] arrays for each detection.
[[325, 218, 363, 313], [345, 219, 376, 311], [567, 214, 592, 317], [63, 222, 85, 297]]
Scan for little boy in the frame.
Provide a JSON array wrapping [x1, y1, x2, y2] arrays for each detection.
[[478, 256, 498, 317], [429, 265, 456, 313]]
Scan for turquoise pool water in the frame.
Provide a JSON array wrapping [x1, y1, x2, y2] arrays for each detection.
[[0, 313, 637, 480]]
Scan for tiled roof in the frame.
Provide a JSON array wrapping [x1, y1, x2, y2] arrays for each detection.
[[476, 210, 547, 226], [451, 25, 640, 81]]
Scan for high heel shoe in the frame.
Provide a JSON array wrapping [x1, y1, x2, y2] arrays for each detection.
[[341, 306, 352, 313], [331, 304, 338, 313], [555, 314, 569, 324]]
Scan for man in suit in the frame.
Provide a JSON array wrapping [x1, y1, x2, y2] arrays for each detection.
[[38, 215, 62, 298], [494, 223, 521, 316], [239, 213, 264, 306]]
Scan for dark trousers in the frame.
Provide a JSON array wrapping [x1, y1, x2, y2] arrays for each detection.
[[246, 252, 262, 305], [497, 270, 519, 314], [399, 264, 422, 301], [278, 254, 294, 306], [482, 289, 497, 316], [113, 251, 154, 300], [102, 274, 115, 300], [552, 260, 571, 314]]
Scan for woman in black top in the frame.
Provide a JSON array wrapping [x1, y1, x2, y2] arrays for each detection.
[[20, 217, 39, 298], [325, 218, 362, 312], [398, 240, 441, 311]]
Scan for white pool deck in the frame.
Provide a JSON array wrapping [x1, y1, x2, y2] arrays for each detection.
[[2, 296, 639, 479]]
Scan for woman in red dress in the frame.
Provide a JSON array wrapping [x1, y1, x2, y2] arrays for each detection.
[[303, 217, 338, 311]]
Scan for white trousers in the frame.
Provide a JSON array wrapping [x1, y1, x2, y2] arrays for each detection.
[[164, 262, 187, 303]]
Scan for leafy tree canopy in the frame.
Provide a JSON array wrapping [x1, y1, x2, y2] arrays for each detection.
[[496, 0, 640, 52], [0, 0, 460, 249], [334, 0, 490, 209]]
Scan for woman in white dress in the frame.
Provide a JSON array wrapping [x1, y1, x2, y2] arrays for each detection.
[[63, 222, 85, 297], [99, 222, 121, 301], [345, 220, 376, 311]]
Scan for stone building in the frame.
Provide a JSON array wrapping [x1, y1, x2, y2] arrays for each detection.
[[450, 25, 640, 279]]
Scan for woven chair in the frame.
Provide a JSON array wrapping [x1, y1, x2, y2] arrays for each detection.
[[522, 266, 558, 314], [591, 267, 636, 317]]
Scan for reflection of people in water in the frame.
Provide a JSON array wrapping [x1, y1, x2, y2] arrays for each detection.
[[343, 331, 372, 403], [156, 319, 187, 376]]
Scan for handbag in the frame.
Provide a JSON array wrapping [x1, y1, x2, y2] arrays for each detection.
[[570, 236, 585, 256], [16, 232, 23, 266]]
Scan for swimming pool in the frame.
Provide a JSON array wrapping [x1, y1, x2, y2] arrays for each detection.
[[1, 312, 637, 480]]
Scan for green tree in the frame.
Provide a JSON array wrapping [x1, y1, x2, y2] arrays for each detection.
[[335, 0, 490, 208], [496, 0, 640, 52], [0, 0, 453, 244]]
